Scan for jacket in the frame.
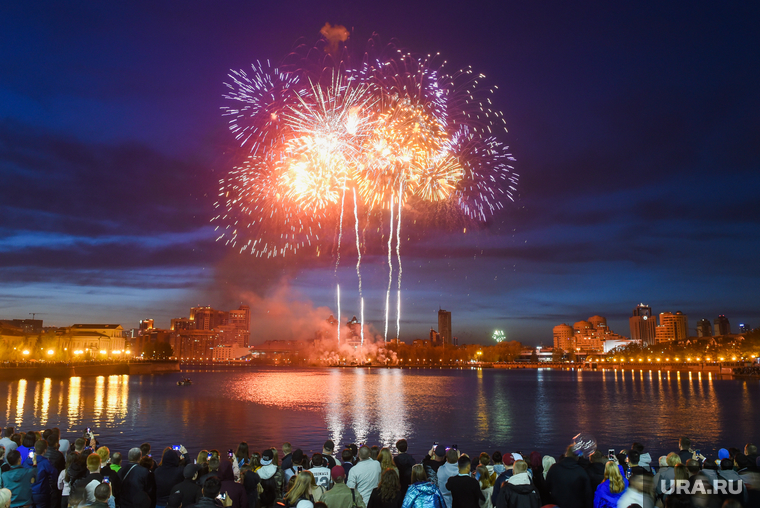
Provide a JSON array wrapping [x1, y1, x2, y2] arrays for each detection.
[[258, 464, 283, 507], [219, 458, 248, 508], [490, 470, 513, 507], [367, 488, 404, 508], [45, 448, 66, 474], [119, 462, 156, 508], [155, 451, 185, 505], [495, 476, 541, 508], [545, 457, 592, 508], [189, 496, 224, 508], [394, 454, 416, 492], [586, 463, 606, 492], [401, 481, 445, 508], [437, 463, 460, 508], [593, 479, 628, 508], [323, 481, 366, 508], [242, 469, 260, 508], [422, 458, 444, 488], [445, 475, 483, 508], [168, 478, 202, 508], [32, 455, 58, 497], [0, 464, 37, 508]]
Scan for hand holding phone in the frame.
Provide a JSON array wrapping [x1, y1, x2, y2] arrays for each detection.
[[29, 450, 35, 459], [608, 448, 615, 460], [103, 477, 110, 484]]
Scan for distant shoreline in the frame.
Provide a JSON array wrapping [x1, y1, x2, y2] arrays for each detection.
[[0, 360, 180, 380]]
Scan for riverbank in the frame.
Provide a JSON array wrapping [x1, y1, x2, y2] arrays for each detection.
[[0, 360, 180, 380]]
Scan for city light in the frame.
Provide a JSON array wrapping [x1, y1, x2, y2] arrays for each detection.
[[22, 350, 29, 355], [47, 350, 54, 356]]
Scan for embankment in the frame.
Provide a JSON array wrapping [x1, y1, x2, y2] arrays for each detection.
[[0, 360, 180, 380]]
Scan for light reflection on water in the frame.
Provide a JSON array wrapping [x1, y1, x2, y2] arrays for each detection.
[[0, 368, 758, 459]]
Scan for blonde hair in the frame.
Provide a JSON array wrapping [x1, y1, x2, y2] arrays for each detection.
[[542, 456, 555, 480], [0, 488, 12, 508], [604, 461, 625, 494], [378, 448, 395, 471], [477, 465, 492, 489], [666, 452, 681, 467], [513, 460, 528, 474], [197, 450, 209, 465], [96, 446, 110, 464], [285, 471, 313, 503]]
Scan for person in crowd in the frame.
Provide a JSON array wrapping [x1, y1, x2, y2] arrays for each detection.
[[744, 444, 758, 472], [0, 488, 11, 508], [199, 457, 222, 487], [120, 447, 157, 508], [445, 456, 483, 508], [370, 448, 380, 462], [190, 476, 232, 508], [394, 440, 415, 496], [349, 446, 359, 466], [491, 453, 505, 481], [422, 446, 446, 488], [168, 464, 202, 508], [60, 452, 87, 508], [240, 466, 260, 508], [322, 441, 337, 470], [437, 449, 460, 508], [96, 447, 121, 506], [219, 456, 248, 508], [368, 468, 403, 508], [586, 451, 606, 492], [80, 452, 105, 505], [286, 450, 307, 485], [31, 440, 58, 508], [52, 430, 68, 457], [616, 472, 646, 508], [653, 453, 681, 500], [593, 462, 628, 508], [234, 443, 251, 471], [309, 454, 332, 490], [324, 465, 366, 508], [490, 454, 516, 507], [378, 450, 398, 477], [110, 452, 123, 475], [0, 450, 37, 508], [45, 436, 66, 474], [140, 443, 158, 472], [0, 430, 16, 454], [16, 433, 36, 468], [475, 465, 492, 508], [91, 482, 111, 508], [401, 464, 444, 508], [626, 451, 648, 478], [257, 449, 283, 508], [347, 447, 382, 507], [285, 471, 319, 508], [341, 450, 355, 478], [495, 459, 540, 508], [676, 439, 693, 466], [717, 459, 745, 506], [156, 447, 186, 508], [545, 445, 592, 508], [631, 444, 652, 474], [0, 448, 9, 474], [282, 444, 293, 472]]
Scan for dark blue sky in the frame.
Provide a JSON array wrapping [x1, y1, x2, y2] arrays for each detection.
[[1, 1, 759, 345]]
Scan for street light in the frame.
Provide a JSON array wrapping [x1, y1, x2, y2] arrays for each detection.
[[47, 350, 54, 356]]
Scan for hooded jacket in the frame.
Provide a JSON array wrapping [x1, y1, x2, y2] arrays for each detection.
[[257, 464, 283, 507], [437, 463, 460, 508], [219, 458, 248, 508], [155, 450, 185, 505], [593, 479, 628, 508], [395, 453, 416, 492], [545, 457, 592, 508], [495, 474, 541, 508], [401, 481, 445, 508], [119, 462, 156, 508], [638, 453, 653, 473]]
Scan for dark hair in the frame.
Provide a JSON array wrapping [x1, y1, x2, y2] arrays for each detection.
[[370, 445, 380, 460], [35, 440, 48, 455], [665, 495, 691, 508], [47, 435, 59, 449], [94, 483, 111, 501], [632, 443, 644, 453], [720, 459, 733, 470], [74, 438, 86, 451], [140, 443, 151, 455], [203, 476, 222, 499], [685, 459, 700, 474], [446, 449, 459, 464], [42, 429, 52, 440], [236, 442, 250, 461], [479, 453, 490, 466], [590, 451, 605, 464], [349, 444, 358, 456], [492, 451, 502, 463], [679, 437, 691, 450], [324, 440, 335, 452], [315, 503, 328, 508], [396, 439, 408, 453], [3, 427, 13, 438], [342, 449, 353, 462], [457, 456, 471, 470], [22, 432, 36, 448], [378, 468, 400, 502], [112, 452, 122, 466], [209, 457, 220, 471], [6, 449, 21, 466], [628, 450, 640, 465]]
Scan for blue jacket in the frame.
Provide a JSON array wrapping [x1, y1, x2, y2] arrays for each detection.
[[0, 464, 37, 508], [593, 479, 628, 508], [402, 481, 446, 508], [32, 455, 58, 496]]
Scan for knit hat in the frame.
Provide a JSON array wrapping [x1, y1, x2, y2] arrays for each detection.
[[718, 449, 729, 460], [261, 449, 273, 466]]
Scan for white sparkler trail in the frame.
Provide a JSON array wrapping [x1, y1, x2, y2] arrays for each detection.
[[335, 179, 347, 274], [353, 187, 362, 296], [360, 297, 365, 347], [396, 181, 403, 339], [337, 284, 341, 344], [384, 196, 394, 342]]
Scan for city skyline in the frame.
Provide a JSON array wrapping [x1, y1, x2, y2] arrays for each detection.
[[1, 0, 758, 345]]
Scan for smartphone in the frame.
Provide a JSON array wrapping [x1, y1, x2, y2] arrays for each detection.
[[608, 448, 615, 460], [103, 477, 110, 484], [228, 449, 233, 458], [207, 453, 212, 459], [695, 449, 701, 456], [173, 445, 181, 451], [29, 450, 35, 459], [216, 493, 227, 501], [86, 427, 91, 434], [194, 459, 197, 464], [452, 444, 458, 450]]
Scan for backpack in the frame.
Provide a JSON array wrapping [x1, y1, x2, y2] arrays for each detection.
[[260, 476, 278, 508]]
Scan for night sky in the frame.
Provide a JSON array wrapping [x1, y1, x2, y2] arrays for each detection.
[[2, 1, 759, 345]]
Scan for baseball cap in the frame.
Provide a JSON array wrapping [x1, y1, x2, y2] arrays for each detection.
[[183, 464, 200, 478], [435, 445, 446, 458], [331, 465, 345, 480], [324, 440, 335, 452], [503, 453, 515, 466], [261, 449, 273, 466]]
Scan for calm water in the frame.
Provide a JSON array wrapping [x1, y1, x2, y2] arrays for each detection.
[[2, 367, 759, 460]]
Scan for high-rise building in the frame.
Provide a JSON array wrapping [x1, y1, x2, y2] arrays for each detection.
[[629, 304, 656, 345], [656, 311, 688, 343], [438, 309, 452, 345], [588, 316, 607, 330], [139, 319, 154, 334], [697, 319, 712, 337], [714, 315, 731, 336], [739, 323, 750, 334], [170, 318, 193, 331], [189, 306, 229, 330], [228, 305, 251, 346], [553, 324, 574, 351]]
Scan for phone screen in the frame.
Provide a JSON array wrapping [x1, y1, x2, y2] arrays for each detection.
[[29, 451, 35, 459], [608, 449, 615, 459], [86, 427, 91, 434], [103, 477, 110, 484]]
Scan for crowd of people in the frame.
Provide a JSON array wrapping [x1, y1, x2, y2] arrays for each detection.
[[0, 427, 758, 508]]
